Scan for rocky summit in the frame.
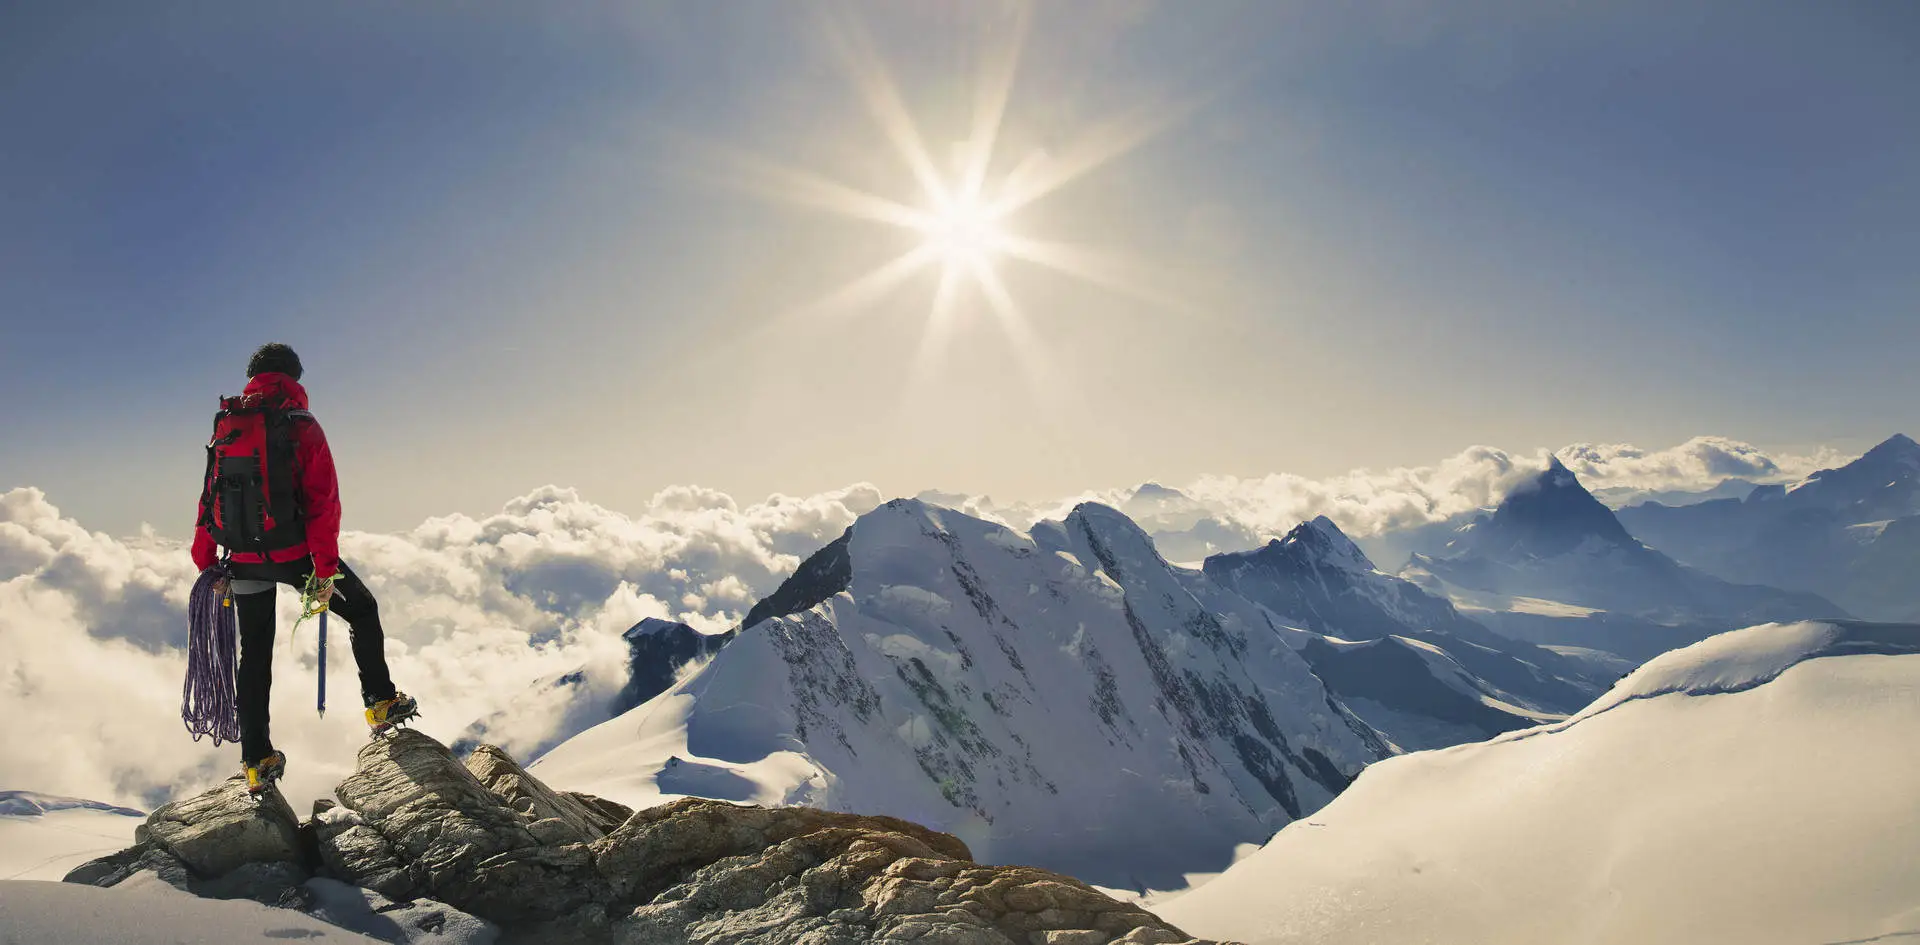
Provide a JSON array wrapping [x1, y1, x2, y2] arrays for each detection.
[[64, 729, 1226, 945]]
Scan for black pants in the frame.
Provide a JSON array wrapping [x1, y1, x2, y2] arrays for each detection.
[[230, 557, 396, 763]]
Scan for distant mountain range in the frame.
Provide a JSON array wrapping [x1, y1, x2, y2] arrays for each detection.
[[1201, 516, 1600, 749], [1618, 434, 1920, 621], [452, 435, 1914, 891], [1402, 455, 1845, 660]]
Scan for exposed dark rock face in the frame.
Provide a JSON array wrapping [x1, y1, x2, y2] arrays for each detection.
[[65, 730, 1228, 945], [740, 527, 855, 630], [613, 618, 737, 715]]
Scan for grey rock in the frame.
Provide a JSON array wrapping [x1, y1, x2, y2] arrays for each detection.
[[563, 790, 636, 835], [1108, 931, 1198, 945], [600, 800, 1221, 945], [334, 729, 612, 923], [63, 731, 1229, 945], [137, 774, 302, 878], [590, 797, 972, 906], [527, 816, 587, 846], [1032, 932, 1110, 945], [465, 744, 615, 842], [191, 859, 314, 909], [314, 803, 418, 902], [61, 842, 192, 891]]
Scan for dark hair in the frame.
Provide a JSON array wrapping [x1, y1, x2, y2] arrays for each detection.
[[246, 343, 303, 380]]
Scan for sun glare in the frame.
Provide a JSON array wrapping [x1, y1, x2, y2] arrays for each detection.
[[918, 192, 1009, 265], [713, 3, 1183, 381]]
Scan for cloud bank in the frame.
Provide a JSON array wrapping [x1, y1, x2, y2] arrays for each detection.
[[0, 484, 881, 811], [0, 435, 1841, 809]]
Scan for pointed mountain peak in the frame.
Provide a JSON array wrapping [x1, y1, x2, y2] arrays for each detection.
[[1540, 454, 1582, 489], [1450, 453, 1635, 560], [1068, 501, 1162, 555], [1779, 434, 1920, 504], [1864, 433, 1920, 463], [1277, 515, 1375, 571], [622, 617, 695, 642]]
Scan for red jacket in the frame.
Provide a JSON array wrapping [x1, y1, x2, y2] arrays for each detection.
[[191, 372, 344, 580]]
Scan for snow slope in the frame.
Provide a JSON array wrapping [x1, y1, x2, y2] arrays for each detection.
[[533, 498, 1387, 890], [1158, 621, 1920, 945], [0, 792, 143, 881], [0, 879, 384, 944]]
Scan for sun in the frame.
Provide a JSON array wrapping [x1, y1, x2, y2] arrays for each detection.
[[708, 3, 1182, 379], [916, 191, 1011, 267]]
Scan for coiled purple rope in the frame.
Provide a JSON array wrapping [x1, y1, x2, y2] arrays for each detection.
[[182, 565, 241, 745]]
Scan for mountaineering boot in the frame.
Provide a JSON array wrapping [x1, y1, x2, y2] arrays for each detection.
[[244, 751, 286, 795], [366, 692, 420, 737]]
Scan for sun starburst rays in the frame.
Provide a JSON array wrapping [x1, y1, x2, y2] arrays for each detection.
[[721, 3, 1181, 391]]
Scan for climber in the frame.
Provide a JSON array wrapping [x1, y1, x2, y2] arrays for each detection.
[[191, 343, 419, 792]]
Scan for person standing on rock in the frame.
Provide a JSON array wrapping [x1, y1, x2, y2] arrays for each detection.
[[192, 343, 419, 792]]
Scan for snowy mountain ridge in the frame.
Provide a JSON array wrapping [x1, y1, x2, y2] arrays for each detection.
[[0, 791, 144, 819], [533, 497, 1391, 889], [1201, 516, 1600, 724]]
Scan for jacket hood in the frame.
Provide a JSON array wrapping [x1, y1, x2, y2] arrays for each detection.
[[242, 372, 310, 409]]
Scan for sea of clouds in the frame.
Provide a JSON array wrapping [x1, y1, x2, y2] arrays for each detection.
[[0, 435, 1843, 812]]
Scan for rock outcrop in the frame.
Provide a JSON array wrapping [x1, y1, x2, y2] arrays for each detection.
[[139, 773, 303, 878], [66, 729, 1226, 945]]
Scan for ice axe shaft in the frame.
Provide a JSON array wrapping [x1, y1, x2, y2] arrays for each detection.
[[318, 609, 328, 717]]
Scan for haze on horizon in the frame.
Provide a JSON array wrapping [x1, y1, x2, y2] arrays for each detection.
[[2, 1, 1916, 538]]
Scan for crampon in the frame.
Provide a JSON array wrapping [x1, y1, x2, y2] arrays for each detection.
[[366, 692, 421, 738], [244, 751, 286, 795]]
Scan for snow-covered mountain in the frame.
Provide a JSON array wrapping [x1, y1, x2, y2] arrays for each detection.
[[0, 791, 143, 818], [531, 498, 1389, 890], [1158, 620, 1920, 945], [1200, 516, 1600, 748], [1406, 457, 1844, 660], [1619, 433, 1920, 621]]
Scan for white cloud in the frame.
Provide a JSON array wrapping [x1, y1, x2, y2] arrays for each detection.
[[1553, 436, 1844, 495], [0, 435, 1844, 810], [1096, 437, 1839, 547], [961, 438, 1846, 563], [0, 482, 881, 811]]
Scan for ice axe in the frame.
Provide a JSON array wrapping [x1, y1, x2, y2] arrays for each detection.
[[318, 609, 328, 717], [296, 572, 340, 719]]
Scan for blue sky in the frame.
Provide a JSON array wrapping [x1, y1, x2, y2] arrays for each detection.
[[2, 1, 1915, 535]]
